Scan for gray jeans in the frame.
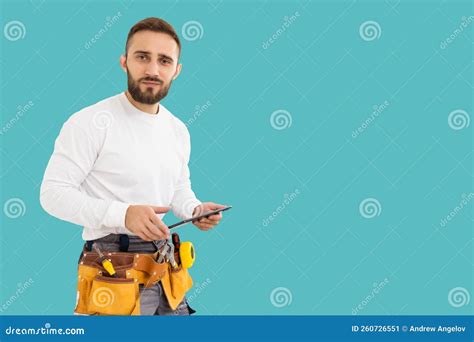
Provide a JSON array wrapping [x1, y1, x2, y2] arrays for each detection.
[[81, 234, 194, 316]]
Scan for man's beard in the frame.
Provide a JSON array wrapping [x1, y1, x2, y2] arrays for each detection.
[[127, 72, 172, 105]]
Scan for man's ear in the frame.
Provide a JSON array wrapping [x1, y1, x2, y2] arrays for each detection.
[[119, 54, 127, 73], [172, 63, 182, 80]]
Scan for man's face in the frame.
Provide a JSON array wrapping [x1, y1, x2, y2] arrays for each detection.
[[121, 31, 181, 105]]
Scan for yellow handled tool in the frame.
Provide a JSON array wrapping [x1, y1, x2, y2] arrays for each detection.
[[92, 244, 117, 277]]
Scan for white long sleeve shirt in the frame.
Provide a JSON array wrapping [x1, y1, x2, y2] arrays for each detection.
[[40, 92, 201, 241]]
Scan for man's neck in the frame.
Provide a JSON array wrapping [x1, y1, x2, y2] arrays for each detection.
[[125, 90, 159, 115]]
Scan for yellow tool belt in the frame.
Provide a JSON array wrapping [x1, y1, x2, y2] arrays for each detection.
[[74, 249, 193, 315]]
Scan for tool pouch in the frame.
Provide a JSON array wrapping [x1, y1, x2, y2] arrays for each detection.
[[87, 275, 140, 315], [161, 265, 193, 310], [74, 249, 193, 315]]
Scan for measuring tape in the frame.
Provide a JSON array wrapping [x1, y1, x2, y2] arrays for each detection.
[[179, 241, 195, 269]]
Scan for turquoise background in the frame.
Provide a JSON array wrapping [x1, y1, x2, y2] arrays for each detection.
[[0, 0, 472, 315]]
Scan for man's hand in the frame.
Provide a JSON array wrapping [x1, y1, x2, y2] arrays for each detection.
[[125, 205, 170, 241], [192, 202, 226, 231]]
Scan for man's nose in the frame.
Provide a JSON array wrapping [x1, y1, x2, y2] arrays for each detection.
[[145, 61, 160, 78]]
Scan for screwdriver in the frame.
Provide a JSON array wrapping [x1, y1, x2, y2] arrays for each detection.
[[92, 243, 118, 278]]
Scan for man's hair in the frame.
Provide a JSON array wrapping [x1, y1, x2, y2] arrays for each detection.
[[125, 17, 181, 56]]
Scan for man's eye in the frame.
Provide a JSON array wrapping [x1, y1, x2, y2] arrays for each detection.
[[137, 55, 148, 61], [160, 59, 171, 64]]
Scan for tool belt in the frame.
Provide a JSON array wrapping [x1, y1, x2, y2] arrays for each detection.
[[74, 247, 193, 315]]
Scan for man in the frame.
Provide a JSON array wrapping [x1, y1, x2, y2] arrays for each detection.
[[40, 17, 226, 315]]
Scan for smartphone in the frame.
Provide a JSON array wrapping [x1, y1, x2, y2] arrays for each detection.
[[169, 205, 232, 229]]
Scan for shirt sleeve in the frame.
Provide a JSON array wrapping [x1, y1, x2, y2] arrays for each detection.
[[170, 125, 201, 219], [39, 119, 129, 231]]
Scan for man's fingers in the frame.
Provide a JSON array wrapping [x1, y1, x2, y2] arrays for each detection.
[[145, 220, 168, 240], [144, 221, 162, 240], [194, 220, 215, 229], [152, 206, 170, 214], [149, 215, 170, 238], [193, 204, 204, 216], [199, 217, 219, 225], [191, 202, 226, 231], [207, 213, 222, 220], [196, 222, 214, 230], [149, 213, 161, 226], [199, 212, 221, 224], [138, 226, 156, 241], [207, 202, 227, 210]]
